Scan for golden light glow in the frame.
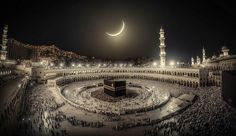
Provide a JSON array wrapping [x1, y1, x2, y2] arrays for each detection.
[[106, 20, 125, 37]]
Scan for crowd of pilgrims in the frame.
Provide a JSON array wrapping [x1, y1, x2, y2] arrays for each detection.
[[15, 85, 104, 136], [1, 78, 236, 136], [143, 86, 236, 136]]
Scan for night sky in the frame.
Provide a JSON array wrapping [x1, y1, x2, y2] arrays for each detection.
[[0, 0, 236, 61]]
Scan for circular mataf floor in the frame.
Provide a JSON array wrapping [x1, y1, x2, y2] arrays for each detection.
[[61, 81, 170, 115]]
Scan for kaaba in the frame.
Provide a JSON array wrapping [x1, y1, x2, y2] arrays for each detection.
[[104, 79, 126, 97]]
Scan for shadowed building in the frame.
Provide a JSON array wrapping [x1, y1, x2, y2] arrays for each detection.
[[0, 25, 8, 61], [7, 39, 37, 60], [222, 70, 236, 108]]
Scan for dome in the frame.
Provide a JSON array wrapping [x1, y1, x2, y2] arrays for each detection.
[[222, 46, 228, 50], [212, 55, 217, 59]]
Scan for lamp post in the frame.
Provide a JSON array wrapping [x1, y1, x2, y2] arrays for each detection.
[[152, 62, 157, 67]]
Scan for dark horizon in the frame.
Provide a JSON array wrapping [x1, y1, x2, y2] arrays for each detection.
[[0, 0, 236, 60]]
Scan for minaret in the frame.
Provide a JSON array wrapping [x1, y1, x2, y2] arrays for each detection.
[[191, 57, 194, 66], [159, 27, 166, 67], [202, 47, 206, 64], [0, 25, 8, 61], [197, 56, 200, 65]]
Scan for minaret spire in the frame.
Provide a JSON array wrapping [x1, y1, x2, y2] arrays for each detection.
[[202, 46, 206, 64], [159, 26, 166, 67], [197, 56, 200, 65], [191, 57, 194, 66]]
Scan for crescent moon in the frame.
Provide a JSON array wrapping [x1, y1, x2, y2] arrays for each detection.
[[106, 20, 125, 37]]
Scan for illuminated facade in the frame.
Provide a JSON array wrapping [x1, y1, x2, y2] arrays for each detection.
[[43, 67, 209, 88], [0, 25, 8, 61], [191, 46, 236, 86]]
